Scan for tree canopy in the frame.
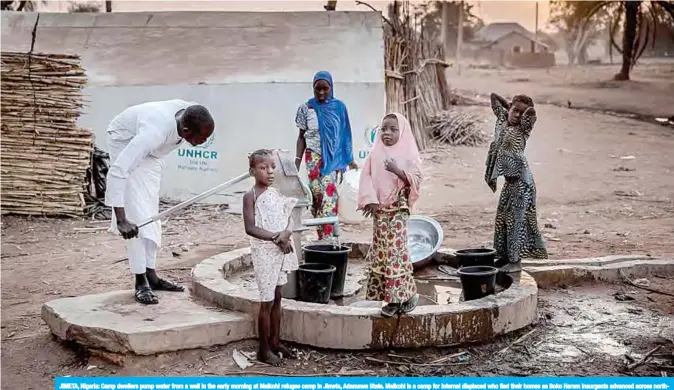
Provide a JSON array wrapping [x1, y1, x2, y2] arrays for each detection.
[[549, 0, 674, 79]]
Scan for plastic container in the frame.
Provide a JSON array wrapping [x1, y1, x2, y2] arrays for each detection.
[[297, 263, 336, 304], [281, 270, 297, 299], [456, 248, 496, 268], [303, 244, 351, 298], [457, 266, 498, 301], [338, 169, 365, 224]]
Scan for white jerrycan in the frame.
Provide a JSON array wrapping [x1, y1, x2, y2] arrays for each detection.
[[338, 169, 365, 224]]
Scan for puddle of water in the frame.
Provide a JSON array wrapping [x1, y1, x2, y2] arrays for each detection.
[[535, 286, 671, 362]]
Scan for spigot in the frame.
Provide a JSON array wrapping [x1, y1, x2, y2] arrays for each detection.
[[298, 216, 340, 238], [294, 216, 342, 249]]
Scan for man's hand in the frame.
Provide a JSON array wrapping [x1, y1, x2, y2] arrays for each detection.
[[359, 203, 379, 218], [117, 219, 139, 240]]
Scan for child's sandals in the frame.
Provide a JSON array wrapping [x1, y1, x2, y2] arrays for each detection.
[[400, 294, 419, 314], [380, 303, 400, 318], [380, 294, 419, 317]]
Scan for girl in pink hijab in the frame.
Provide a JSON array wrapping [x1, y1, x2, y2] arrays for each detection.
[[358, 113, 423, 317]]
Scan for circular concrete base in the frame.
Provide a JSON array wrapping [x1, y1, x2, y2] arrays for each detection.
[[191, 243, 539, 350], [39, 245, 674, 355]]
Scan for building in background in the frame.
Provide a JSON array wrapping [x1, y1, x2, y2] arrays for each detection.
[[473, 22, 549, 54], [466, 22, 555, 68]]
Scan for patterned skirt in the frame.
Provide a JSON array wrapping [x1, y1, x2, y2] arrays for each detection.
[[365, 194, 417, 304], [494, 177, 548, 263], [305, 150, 340, 240]]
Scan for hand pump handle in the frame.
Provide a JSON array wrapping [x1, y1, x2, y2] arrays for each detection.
[[137, 172, 251, 228]]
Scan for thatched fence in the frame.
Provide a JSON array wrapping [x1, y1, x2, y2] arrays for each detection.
[[1, 52, 93, 217]]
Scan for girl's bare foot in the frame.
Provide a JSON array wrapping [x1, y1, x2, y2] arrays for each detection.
[[258, 350, 283, 366], [273, 344, 296, 359]]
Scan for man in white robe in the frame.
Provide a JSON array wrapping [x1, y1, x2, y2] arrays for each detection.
[[105, 100, 215, 305]]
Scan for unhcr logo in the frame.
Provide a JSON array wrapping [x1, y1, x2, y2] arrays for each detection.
[[177, 133, 218, 160], [358, 125, 378, 160], [364, 125, 378, 147]]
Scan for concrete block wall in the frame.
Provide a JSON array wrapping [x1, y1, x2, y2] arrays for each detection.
[[2, 11, 385, 204]]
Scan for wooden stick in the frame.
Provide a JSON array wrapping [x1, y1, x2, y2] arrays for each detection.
[[619, 270, 674, 298], [627, 345, 663, 370], [498, 328, 538, 354], [365, 356, 469, 366]]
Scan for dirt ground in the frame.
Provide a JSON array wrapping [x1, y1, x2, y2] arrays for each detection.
[[2, 61, 674, 387], [451, 58, 674, 119]]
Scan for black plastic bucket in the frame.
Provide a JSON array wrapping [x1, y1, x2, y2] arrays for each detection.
[[457, 266, 498, 301], [456, 248, 496, 268], [297, 263, 336, 304], [302, 244, 351, 298]]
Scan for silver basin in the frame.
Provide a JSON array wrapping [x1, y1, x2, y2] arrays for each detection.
[[408, 215, 444, 264]]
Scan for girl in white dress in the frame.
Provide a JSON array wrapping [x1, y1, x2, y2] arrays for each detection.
[[242, 149, 299, 366]]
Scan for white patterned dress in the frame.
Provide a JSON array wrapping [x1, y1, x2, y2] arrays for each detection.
[[250, 187, 299, 302]]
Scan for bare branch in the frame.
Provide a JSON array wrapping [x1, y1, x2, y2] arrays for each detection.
[[355, 0, 397, 33]]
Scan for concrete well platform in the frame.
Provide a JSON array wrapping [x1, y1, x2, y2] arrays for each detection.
[[41, 290, 254, 355], [191, 246, 539, 350], [41, 242, 674, 356]]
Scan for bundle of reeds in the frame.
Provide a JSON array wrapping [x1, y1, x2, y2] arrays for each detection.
[[1, 51, 92, 217], [428, 108, 490, 147]]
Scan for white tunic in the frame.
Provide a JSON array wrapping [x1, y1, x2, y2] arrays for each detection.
[[105, 99, 196, 246]]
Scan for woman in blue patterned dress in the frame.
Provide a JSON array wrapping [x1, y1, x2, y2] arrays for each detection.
[[295, 71, 357, 240]]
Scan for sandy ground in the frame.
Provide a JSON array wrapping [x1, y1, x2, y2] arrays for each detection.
[[2, 62, 674, 387]]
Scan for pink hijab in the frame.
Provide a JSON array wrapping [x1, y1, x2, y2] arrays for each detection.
[[358, 112, 423, 210]]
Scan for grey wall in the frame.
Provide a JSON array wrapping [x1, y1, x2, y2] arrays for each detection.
[[2, 11, 385, 204]]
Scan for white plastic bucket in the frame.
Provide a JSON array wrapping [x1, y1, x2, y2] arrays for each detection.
[[338, 169, 365, 224]]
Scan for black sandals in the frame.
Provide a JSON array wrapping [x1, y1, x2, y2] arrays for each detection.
[[134, 286, 159, 305]]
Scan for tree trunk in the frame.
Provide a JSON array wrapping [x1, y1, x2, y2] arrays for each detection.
[[105, 0, 112, 12], [615, 1, 640, 81]]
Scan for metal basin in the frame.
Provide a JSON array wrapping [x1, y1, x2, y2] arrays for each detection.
[[408, 215, 444, 264]]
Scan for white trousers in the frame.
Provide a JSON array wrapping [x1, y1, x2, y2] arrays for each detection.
[[126, 237, 158, 275]]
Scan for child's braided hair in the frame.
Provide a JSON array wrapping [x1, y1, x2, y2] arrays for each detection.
[[511, 94, 534, 108], [248, 148, 274, 169]]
